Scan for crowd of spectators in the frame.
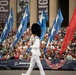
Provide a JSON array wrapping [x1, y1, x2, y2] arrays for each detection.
[[0, 27, 76, 61]]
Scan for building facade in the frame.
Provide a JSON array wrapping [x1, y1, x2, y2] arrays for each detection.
[[0, 0, 76, 28]]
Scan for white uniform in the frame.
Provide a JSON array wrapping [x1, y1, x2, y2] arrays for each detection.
[[21, 36, 45, 75]]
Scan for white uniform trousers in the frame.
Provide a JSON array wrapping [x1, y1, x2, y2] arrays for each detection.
[[25, 55, 45, 75]]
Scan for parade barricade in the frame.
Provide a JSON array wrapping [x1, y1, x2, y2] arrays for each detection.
[[0, 59, 76, 70]]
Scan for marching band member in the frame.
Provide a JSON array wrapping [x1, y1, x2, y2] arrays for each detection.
[[21, 23, 45, 75]]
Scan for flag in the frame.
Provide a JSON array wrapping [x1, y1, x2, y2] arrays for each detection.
[[60, 8, 76, 54], [0, 8, 14, 45], [27, 11, 48, 53], [12, 5, 30, 47], [38, 10, 48, 41], [46, 9, 63, 48]]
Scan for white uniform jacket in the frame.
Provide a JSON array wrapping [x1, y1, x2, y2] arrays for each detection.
[[30, 36, 41, 56]]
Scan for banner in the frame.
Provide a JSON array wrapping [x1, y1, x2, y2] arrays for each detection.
[[45, 58, 66, 69], [17, 0, 30, 24], [37, 0, 49, 22], [0, 0, 9, 23]]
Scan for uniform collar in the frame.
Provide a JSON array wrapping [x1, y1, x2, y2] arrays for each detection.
[[35, 36, 38, 39]]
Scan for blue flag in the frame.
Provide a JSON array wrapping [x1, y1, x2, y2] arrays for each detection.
[[46, 9, 64, 48], [12, 5, 30, 47], [38, 10, 48, 41], [0, 8, 14, 45]]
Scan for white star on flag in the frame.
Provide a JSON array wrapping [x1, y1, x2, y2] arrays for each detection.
[[23, 11, 28, 19], [39, 14, 45, 23], [18, 24, 22, 33], [0, 38, 2, 42], [8, 13, 12, 23], [51, 26, 55, 35], [3, 24, 8, 33], [56, 14, 59, 23]]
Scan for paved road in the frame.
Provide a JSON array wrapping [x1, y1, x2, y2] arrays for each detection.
[[0, 70, 76, 75]]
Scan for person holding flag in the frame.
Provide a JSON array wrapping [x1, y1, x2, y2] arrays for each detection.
[[21, 23, 45, 75]]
